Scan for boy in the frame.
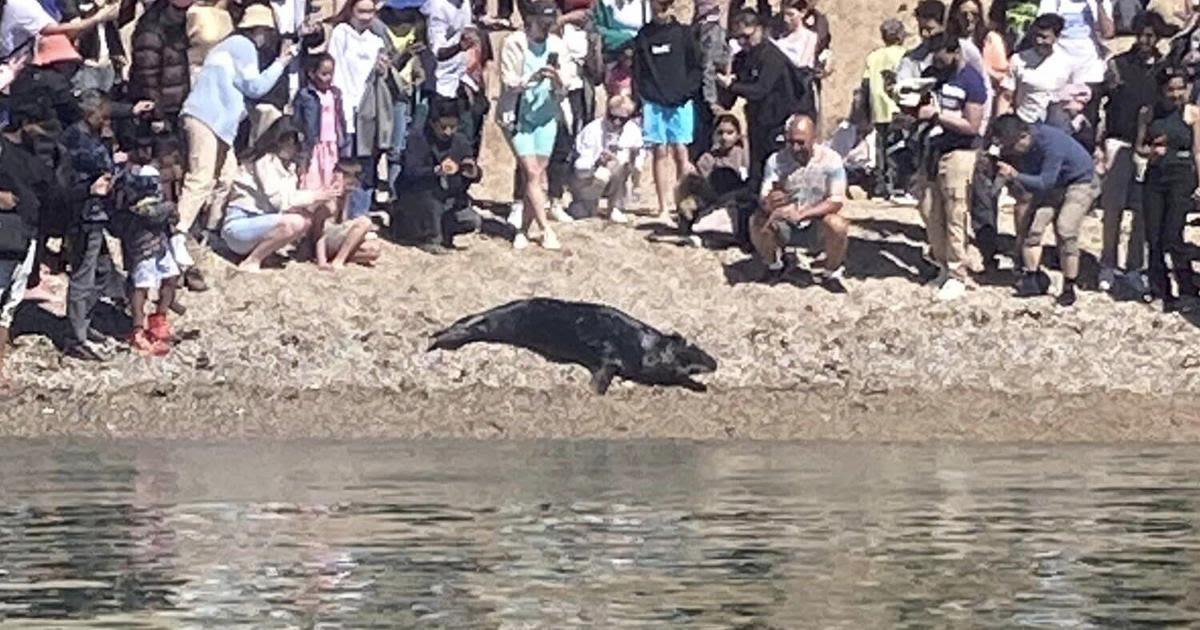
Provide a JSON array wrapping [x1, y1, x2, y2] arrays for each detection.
[[114, 140, 182, 356], [62, 89, 123, 362], [862, 18, 908, 200], [632, 0, 703, 223]]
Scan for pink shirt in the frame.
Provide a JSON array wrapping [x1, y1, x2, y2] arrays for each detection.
[[317, 89, 339, 143]]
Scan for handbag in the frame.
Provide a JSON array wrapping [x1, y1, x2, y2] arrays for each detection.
[[0, 211, 33, 259]]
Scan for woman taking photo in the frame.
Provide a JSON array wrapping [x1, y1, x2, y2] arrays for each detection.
[[499, 1, 575, 250], [1136, 65, 1200, 310], [221, 119, 341, 273]]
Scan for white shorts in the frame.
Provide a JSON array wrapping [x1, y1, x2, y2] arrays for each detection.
[[131, 249, 180, 290]]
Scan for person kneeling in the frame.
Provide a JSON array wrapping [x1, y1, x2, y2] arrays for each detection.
[[391, 101, 482, 255], [990, 114, 1099, 307], [221, 120, 342, 272], [749, 114, 850, 294], [568, 94, 642, 224]]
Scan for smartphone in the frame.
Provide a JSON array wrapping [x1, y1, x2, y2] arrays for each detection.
[[547, 52, 559, 69]]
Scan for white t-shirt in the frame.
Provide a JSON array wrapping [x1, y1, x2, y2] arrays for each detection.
[[423, 0, 473, 98], [1038, 0, 1112, 83], [574, 117, 642, 171], [328, 23, 386, 134], [1002, 48, 1073, 123], [0, 0, 54, 58]]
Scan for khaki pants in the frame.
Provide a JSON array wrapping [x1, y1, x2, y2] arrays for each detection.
[[178, 115, 238, 241], [919, 149, 976, 279], [1016, 178, 1099, 279]]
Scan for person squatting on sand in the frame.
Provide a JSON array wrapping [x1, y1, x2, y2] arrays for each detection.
[[6, 0, 1200, 382]]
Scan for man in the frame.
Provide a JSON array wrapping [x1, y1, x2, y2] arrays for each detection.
[[632, 0, 703, 223], [750, 114, 850, 294], [895, 0, 946, 84], [718, 10, 803, 194], [174, 5, 295, 293], [569, 94, 642, 223], [1096, 12, 1166, 295], [0, 109, 43, 392], [916, 33, 987, 302], [392, 99, 482, 254], [991, 114, 1098, 307]]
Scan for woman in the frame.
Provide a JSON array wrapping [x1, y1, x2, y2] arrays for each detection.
[[327, 0, 389, 215], [983, 0, 1011, 89], [222, 119, 341, 272], [773, 0, 818, 71], [1135, 65, 1200, 309], [499, 2, 574, 250]]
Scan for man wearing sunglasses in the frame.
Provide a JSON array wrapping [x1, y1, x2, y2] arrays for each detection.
[[750, 114, 849, 294], [569, 94, 643, 223]]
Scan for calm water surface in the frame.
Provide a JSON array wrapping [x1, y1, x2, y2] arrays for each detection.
[[0, 440, 1199, 628]]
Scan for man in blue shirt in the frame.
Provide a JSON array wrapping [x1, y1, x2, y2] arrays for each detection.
[[915, 32, 987, 302], [990, 113, 1099, 307]]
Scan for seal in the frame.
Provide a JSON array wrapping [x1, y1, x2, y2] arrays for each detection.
[[428, 298, 718, 394]]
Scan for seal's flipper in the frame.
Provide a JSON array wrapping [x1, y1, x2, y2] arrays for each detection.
[[590, 364, 619, 395], [679, 377, 707, 392]]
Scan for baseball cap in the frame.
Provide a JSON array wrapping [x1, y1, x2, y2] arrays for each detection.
[[527, 1, 558, 18]]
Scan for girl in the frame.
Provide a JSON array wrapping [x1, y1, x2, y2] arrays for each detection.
[[222, 119, 341, 272], [677, 114, 752, 241], [313, 161, 382, 270], [1136, 65, 1200, 309], [327, 0, 388, 213], [499, 3, 575, 250], [293, 54, 347, 192]]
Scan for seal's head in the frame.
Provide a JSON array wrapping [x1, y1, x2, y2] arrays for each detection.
[[644, 333, 718, 383]]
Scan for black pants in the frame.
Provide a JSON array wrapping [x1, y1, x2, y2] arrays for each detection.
[[873, 123, 893, 197], [392, 190, 481, 246], [970, 155, 1002, 264], [1144, 166, 1197, 298], [748, 119, 785, 194], [66, 224, 121, 345], [690, 100, 717, 164]]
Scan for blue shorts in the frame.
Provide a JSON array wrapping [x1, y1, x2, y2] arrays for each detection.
[[642, 100, 694, 146], [222, 207, 286, 256], [512, 117, 558, 157]]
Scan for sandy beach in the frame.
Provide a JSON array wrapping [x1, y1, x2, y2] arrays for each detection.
[[5, 196, 1200, 441]]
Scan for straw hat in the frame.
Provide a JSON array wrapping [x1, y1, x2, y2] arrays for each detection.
[[237, 4, 277, 30]]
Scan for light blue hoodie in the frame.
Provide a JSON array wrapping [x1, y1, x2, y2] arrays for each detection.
[[181, 35, 288, 145]]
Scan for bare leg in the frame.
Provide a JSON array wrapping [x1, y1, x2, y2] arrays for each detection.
[[518, 156, 555, 244], [350, 239, 382, 266], [820, 214, 850, 271], [749, 212, 782, 266], [239, 215, 312, 272], [332, 217, 374, 268], [0, 327, 11, 394], [652, 144, 674, 218], [155, 278, 178, 316], [130, 287, 148, 331]]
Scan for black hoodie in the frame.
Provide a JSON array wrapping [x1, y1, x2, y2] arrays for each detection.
[[728, 39, 803, 130], [632, 19, 703, 107]]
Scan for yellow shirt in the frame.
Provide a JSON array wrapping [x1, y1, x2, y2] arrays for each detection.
[[862, 44, 907, 125], [386, 28, 417, 84]]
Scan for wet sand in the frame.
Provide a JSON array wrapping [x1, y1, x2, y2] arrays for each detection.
[[5, 199, 1200, 441]]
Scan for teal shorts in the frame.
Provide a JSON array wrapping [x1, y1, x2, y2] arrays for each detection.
[[512, 117, 558, 157]]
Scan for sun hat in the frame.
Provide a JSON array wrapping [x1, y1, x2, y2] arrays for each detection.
[[238, 4, 277, 30]]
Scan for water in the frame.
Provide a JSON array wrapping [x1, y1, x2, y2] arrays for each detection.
[[1, 441, 1200, 628]]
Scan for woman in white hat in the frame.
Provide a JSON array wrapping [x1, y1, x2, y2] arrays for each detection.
[[173, 4, 296, 289]]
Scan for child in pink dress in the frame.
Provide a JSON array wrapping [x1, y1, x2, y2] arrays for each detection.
[[294, 54, 346, 191]]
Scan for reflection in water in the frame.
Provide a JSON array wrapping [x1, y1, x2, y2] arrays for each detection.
[[0, 441, 1198, 627]]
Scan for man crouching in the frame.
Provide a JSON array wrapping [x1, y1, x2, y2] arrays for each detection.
[[750, 114, 850, 293]]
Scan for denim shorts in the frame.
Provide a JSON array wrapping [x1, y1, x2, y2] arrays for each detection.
[[222, 207, 285, 256], [642, 100, 694, 146], [131, 249, 180, 290]]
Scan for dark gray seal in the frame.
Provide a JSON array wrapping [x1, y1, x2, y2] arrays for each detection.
[[428, 298, 718, 394]]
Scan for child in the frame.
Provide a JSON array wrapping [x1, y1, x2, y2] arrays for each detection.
[[294, 54, 347, 192], [676, 113, 753, 241], [632, 0, 703, 221], [312, 161, 382, 270], [114, 140, 183, 356], [862, 17, 908, 199]]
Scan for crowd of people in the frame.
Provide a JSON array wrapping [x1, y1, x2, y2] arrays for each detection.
[[0, 0, 1198, 385]]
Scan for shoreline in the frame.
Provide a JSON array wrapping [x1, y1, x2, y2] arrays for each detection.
[[5, 383, 1200, 442]]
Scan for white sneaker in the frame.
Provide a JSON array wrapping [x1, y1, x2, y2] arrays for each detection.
[[890, 192, 919, 206], [550, 202, 574, 223], [513, 233, 530, 250], [925, 266, 950, 288], [935, 277, 967, 302], [541, 230, 562, 251], [609, 207, 629, 224], [508, 201, 524, 229], [1098, 266, 1120, 292]]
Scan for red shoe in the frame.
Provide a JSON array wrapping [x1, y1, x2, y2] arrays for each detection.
[[128, 328, 169, 356], [147, 313, 176, 343]]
